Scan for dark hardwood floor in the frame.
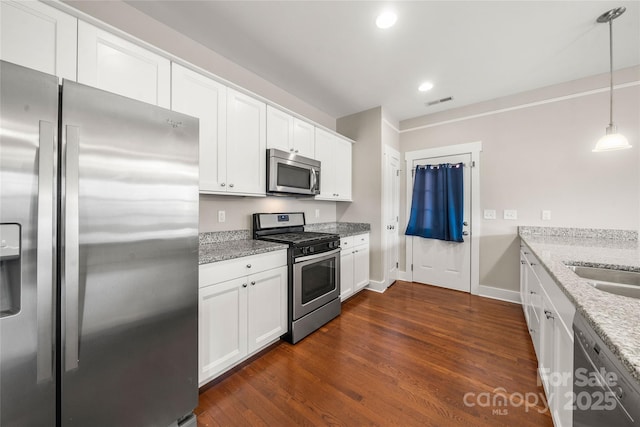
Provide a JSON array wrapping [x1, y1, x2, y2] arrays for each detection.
[[195, 281, 553, 426]]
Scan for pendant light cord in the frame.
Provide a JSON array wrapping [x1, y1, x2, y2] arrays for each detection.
[[608, 18, 614, 127]]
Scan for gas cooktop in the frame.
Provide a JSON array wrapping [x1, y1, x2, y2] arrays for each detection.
[[258, 231, 338, 246]]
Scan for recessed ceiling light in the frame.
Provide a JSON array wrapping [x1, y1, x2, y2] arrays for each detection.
[[418, 82, 434, 92], [376, 11, 397, 29]]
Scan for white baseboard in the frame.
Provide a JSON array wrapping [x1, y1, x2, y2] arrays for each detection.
[[478, 285, 521, 304], [397, 271, 411, 282], [365, 279, 387, 293]]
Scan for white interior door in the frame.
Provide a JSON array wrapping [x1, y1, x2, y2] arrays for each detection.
[[411, 153, 471, 292], [384, 146, 401, 286]]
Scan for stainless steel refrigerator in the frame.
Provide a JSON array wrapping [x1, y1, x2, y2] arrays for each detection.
[[0, 60, 199, 427]]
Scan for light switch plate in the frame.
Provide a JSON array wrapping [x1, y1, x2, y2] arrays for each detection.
[[315, 209, 320, 218], [218, 210, 226, 223], [504, 209, 518, 220], [483, 209, 496, 220], [542, 210, 551, 221]]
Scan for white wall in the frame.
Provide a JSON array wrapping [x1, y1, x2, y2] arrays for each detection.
[[399, 66, 640, 291]]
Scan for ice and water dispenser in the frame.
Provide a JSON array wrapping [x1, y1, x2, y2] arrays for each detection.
[[0, 223, 21, 316]]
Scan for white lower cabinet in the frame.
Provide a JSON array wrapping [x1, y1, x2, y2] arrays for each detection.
[[520, 243, 575, 427], [198, 251, 287, 386], [340, 234, 370, 301]]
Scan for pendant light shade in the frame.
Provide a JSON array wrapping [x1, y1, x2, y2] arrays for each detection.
[[592, 6, 632, 153]]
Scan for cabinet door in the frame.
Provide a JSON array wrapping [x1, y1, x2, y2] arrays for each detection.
[[314, 128, 336, 199], [171, 64, 227, 193], [198, 277, 247, 385], [292, 118, 315, 158], [539, 290, 555, 395], [353, 243, 370, 292], [340, 251, 354, 301], [0, 0, 76, 80], [77, 21, 170, 108], [552, 323, 574, 427], [520, 251, 529, 321], [266, 105, 293, 153], [334, 137, 353, 201], [226, 88, 266, 195], [247, 266, 287, 354]]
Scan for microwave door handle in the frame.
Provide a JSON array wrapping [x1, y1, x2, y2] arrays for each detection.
[[311, 168, 317, 192]]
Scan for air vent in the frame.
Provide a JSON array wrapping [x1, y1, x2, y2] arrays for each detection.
[[425, 96, 453, 107]]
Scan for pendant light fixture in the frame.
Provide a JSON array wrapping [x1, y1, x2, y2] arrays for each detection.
[[593, 6, 632, 152]]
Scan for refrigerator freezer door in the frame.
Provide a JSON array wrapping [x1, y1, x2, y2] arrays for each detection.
[[1, 61, 57, 426], [59, 81, 199, 426]]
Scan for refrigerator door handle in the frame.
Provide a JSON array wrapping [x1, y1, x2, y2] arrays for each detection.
[[36, 121, 55, 382], [64, 125, 80, 372]]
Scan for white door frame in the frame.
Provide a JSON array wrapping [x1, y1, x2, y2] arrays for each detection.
[[383, 145, 401, 287], [404, 141, 482, 295]]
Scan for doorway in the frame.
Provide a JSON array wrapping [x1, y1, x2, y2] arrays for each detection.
[[383, 145, 400, 287], [404, 142, 481, 295]]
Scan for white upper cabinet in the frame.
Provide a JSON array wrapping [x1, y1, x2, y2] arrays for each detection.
[[0, 0, 77, 80], [314, 128, 352, 201], [226, 88, 267, 195], [77, 21, 170, 108], [266, 106, 315, 158], [171, 63, 227, 193]]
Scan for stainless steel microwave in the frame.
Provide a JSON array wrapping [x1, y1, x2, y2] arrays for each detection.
[[267, 148, 321, 196]]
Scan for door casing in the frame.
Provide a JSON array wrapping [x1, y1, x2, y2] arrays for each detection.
[[404, 141, 482, 295]]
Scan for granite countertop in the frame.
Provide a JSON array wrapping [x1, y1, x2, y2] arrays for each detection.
[[305, 222, 371, 237], [518, 226, 640, 382], [199, 230, 287, 265], [198, 222, 371, 265]]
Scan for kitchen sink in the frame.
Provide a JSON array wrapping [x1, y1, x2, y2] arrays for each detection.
[[566, 265, 640, 299]]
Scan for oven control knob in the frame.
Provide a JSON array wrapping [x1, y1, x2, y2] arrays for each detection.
[[302, 247, 309, 255], [309, 246, 314, 253]]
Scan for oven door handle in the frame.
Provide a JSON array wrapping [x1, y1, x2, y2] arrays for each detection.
[[295, 248, 341, 264]]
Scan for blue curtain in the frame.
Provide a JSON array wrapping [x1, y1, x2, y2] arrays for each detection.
[[405, 163, 464, 242]]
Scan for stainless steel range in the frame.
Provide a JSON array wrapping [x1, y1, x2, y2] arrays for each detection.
[[253, 213, 341, 343]]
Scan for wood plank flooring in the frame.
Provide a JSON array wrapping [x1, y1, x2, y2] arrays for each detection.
[[195, 281, 553, 426]]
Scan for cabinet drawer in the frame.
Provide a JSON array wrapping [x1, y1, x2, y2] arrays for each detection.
[[353, 233, 369, 246], [199, 250, 287, 287], [340, 236, 354, 249]]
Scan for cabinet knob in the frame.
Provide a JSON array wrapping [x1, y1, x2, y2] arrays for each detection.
[[462, 231, 469, 236], [544, 310, 554, 320], [251, 281, 256, 286], [290, 148, 294, 152], [229, 183, 234, 188], [521, 260, 526, 265], [463, 221, 468, 226], [246, 264, 252, 268], [242, 283, 248, 288], [530, 291, 536, 294], [295, 149, 299, 153], [531, 262, 537, 266], [220, 183, 226, 187]]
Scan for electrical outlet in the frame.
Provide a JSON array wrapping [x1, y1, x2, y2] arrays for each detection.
[[542, 210, 551, 221], [218, 210, 225, 223], [315, 209, 320, 219], [483, 209, 496, 220], [503, 209, 518, 220]]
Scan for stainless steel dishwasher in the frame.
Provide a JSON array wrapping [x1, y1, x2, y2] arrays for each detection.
[[573, 313, 640, 426]]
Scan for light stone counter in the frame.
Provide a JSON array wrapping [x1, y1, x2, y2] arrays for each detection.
[[519, 226, 640, 383], [199, 230, 287, 265]]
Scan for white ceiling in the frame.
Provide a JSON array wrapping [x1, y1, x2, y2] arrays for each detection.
[[126, 1, 640, 123]]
